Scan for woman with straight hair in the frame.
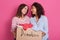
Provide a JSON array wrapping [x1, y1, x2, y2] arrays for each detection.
[[11, 4, 31, 40]]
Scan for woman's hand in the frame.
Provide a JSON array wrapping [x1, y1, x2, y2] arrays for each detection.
[[42, 32, 46, 37], [12, 31, 16, 38]]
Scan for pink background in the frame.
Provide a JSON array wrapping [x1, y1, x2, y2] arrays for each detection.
[[0, 0, 60, 40]]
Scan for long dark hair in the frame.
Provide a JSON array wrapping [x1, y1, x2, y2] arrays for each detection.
[[31, 2, 45, 18], [16, 4, 28, 18]]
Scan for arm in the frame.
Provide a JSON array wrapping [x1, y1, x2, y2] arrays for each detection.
[[11, 17, 17, 38], [41, 16, 48, 37]]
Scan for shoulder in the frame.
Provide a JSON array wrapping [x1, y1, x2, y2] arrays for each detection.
[[41, 15, 48, 20], [12, 16, 19, 21]]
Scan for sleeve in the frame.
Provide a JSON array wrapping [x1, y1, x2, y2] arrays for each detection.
[[11, 17, 17, 32], [43, 16, 48, 33]]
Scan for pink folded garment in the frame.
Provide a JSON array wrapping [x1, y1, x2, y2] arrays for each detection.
[[19, 24, 33, 30]]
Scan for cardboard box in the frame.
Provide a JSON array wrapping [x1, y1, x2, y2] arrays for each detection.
[[16, 26, 42, 40]]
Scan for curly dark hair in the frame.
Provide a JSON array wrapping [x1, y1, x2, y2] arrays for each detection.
[[31, 2, 45, 18]]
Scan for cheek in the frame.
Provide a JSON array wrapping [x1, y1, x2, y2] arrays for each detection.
[[24, 9, 27, 14], [25, 9, 28, 12], [34, 7, 37, 12], [22, 9, 27, 14], [32, 9, 36, 13], [22, 9, 25, 12], [21, 9, 25, 14], [21, 9, 24, 13], [32, 6, 37, 13], [34, 9, 36, 12]]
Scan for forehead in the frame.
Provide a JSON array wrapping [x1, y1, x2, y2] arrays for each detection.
[[32, 6, 36, 8]]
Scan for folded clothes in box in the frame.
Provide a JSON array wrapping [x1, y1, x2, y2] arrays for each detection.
[[19, 24, 33, 30]]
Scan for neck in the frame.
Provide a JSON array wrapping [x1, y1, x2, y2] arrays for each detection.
[[35, 14, 39, 22], [20, 15, 25, 19], [22, 15, 24, 18]]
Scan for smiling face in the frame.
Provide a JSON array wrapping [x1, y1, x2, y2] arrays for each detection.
[[31, 6, 37, 15], [21, 6, 28, 15]]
